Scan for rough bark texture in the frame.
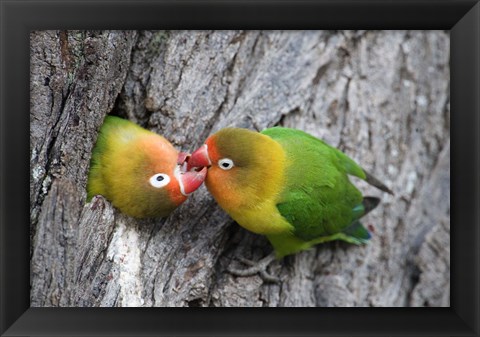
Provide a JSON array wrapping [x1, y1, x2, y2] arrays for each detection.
[[30, 30, 450, 307]]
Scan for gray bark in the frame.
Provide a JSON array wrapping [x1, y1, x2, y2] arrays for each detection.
[[30, 30, 450, 307]]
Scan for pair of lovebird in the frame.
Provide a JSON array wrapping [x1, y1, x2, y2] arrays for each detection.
[[87, 116, 392, 277]]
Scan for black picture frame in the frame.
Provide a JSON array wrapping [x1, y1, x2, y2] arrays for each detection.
[[1, 0, 478, 336]]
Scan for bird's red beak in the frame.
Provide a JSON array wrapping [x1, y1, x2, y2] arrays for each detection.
[[179, 167, 207, 195], [187, 144, 211, 171], [176, 152, 207, 196]]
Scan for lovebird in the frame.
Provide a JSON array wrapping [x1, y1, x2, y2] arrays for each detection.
[[188, 127, 393, 281], [87, 116, 207, 218]]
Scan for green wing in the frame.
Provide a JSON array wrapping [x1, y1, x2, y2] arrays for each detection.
[[262, 127, 371, 243]]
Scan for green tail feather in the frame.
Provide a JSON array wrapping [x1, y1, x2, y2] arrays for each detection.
[[305, 222, 370, 247], [341, 197, 379, 244], [341, 220, 371, 244]]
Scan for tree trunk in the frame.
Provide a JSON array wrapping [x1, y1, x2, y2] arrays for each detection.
[[30, 30, 450, 307]]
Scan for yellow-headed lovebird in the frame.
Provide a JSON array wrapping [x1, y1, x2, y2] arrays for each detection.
[[87, 116, 207, 218], [188, 127, 393, 281]]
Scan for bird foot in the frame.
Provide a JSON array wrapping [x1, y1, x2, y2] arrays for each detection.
[[227, 253, 280, 283]]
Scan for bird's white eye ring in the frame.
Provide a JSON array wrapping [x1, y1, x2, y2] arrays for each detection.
[[218, 158, 234, 170], [149, 173, 171, 188]]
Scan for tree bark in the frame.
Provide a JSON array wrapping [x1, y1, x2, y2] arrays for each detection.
[[30, 30, 450, 307]]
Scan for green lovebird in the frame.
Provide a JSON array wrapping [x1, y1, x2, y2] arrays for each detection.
[[87, 116, 207, 218], [188, 127, 393, 281]]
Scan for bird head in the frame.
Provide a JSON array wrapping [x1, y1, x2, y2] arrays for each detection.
[[187, 128, 285, 210], [106, 134, 207, 218]]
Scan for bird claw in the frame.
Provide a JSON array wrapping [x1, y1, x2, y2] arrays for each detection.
[[227, 253, 280, 283]]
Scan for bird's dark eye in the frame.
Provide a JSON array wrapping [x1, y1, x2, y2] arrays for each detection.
[[149, 173, 170, 188], [218, 158, 234, 170]]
